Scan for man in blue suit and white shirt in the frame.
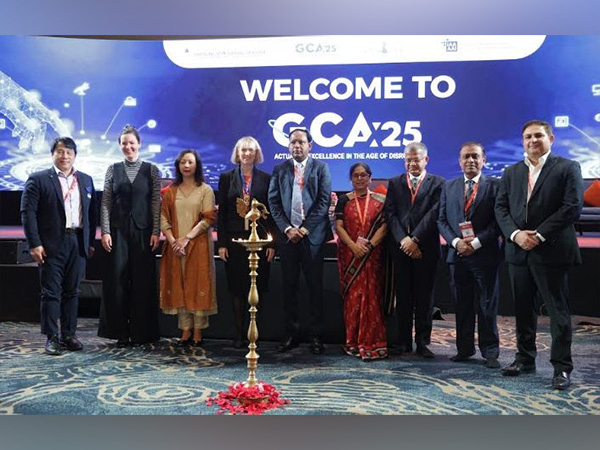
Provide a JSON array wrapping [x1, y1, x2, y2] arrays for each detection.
[[21, 137, 96, 355], [495, 120, 583, 390], [437, 142, 502, 369], [268, 128, 332, 355]]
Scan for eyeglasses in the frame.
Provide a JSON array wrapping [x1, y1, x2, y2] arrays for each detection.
[[351, 173, 370, 179], [405, 157, 425, 164]]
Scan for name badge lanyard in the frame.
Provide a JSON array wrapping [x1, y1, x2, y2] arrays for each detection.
[[354, 190, 371, 237], [464, 182, 480, 218], [240, 167, 253, 201], [63, 173, 78, 228], [406, 173, 424, 205]]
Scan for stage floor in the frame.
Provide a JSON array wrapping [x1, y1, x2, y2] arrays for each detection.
[[1, 315, 599, 415]]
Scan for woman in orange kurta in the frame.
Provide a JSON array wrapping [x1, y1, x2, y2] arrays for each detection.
[[160, 150, 217, 346]]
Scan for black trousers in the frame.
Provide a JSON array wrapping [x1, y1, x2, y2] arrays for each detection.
[[279, 239, 325, 340], [39, 232, 85, 338], [508, 263, 573, 373], [393, 254, 438, 349], [99, 219, 159, 343], [449, 260, 500, 358]]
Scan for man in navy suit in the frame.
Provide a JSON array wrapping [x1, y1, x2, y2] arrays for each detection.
[[384, 142, 445, 358], [495, 120, 583, 390], [21, 137, 96, 355], [268, 128, 332, 355], [438, 142, 502, 368]]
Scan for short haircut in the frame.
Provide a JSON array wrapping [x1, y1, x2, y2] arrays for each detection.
[[118, 124, 141, 144], [404, 141, 428, 156], [230, 136, 264, 165], [459, 141, 486, 157], [174, 149, 204, 186], [522, 120, 553, 137], [349, 162, 372, 178], [289, 128, 313, 144], [50, 137, 77, 155]]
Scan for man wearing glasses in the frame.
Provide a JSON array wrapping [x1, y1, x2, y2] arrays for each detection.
[[384, 142, 445, 358]]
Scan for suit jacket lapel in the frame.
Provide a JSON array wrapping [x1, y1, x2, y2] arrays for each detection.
[[303, 158, 316, 201], [231, 167, 242, 196], [470, 175, 487, 216], [48, 168, 65, 209], [411, 173, 430, 209]]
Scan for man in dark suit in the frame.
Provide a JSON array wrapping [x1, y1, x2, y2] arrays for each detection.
[[438, 142, 502, 368], [495, 120, 583, 390], [21, 137, 96, 355], [384, 142, 445, 358], [268, 128, 332, 355]]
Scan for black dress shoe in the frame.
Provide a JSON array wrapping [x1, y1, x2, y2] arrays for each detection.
[[552, 371, 571, 390], [45, 335, 62, 356], [391, 344, 412, 355], [116, 339, 130, 349], [310, 337, 324, 355], [277, 337, 299, 353], [60, 336, 83, 351], [485, 357, 501, 369], [450, 353, 474, 362], [416, 345, 435, 359], [501, 360, 536, 376]]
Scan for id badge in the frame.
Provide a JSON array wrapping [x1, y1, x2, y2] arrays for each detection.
[[357, 236, 369, 245], [459, 221, 475, 239]]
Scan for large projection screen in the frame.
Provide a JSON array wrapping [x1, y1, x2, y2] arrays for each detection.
[[0, 35, 599, 192]]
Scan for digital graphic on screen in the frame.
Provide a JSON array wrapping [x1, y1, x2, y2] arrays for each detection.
[[0, 35, 599, 192]]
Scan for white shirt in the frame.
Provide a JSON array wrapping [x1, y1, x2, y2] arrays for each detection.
[[54, 165, 82, 229], [509, 150, 551, 243]]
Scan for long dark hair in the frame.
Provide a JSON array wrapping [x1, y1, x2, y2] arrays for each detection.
[[174, 149, 204, 186]]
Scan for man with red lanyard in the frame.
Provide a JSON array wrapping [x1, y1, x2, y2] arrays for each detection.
[[268, 128, 332, 355], [384, 142, 445, 358], [437, 142, 502, 368], [21, 137, 96, 355]]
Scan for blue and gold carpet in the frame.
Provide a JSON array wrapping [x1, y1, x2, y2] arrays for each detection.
[[1, 316, 599, 415]]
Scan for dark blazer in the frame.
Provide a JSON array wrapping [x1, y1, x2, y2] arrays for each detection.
[[384, 172, 445, 260], [21, 167, 96, 257], [494, 153, 583, 266], [268, 157, 333, 246], [437, 174, 502, 264], [217, 166, 275, 247]]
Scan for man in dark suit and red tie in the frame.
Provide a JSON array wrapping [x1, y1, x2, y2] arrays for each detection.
[[268, 128, 332, 355], [437, 142, 502, 368], [21, 137, 96, 355], [495, 120, 584, 390], [384, 142, 445, 358]]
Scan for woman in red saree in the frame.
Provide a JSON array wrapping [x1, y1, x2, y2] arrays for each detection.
[[335, 163, 389, 361]]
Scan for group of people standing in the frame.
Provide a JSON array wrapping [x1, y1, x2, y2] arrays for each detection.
[[21, 119, 584, 391]]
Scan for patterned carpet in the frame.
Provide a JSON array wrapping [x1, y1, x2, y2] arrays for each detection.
[[1, 316, 599, 415]]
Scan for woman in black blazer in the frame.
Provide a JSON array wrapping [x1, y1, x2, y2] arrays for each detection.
[[217, 136, 276, 348]]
